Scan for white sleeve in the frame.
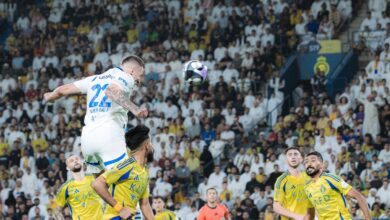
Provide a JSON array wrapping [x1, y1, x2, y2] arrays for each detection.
[[73, 76, 94, 94]]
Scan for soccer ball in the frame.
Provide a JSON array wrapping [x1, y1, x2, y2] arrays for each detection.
[[183, 60, 208, 85]]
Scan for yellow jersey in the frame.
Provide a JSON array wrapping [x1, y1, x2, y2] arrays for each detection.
[[0, 142, 9, 156], [155, 210, 176, 220], [56, 175, 103, 220], [304, 172, 352, 220], [219, 189, 233, 201], [102, 157, 149, 220], [274, 171, 311, 220], [32, 138, 49, 152]]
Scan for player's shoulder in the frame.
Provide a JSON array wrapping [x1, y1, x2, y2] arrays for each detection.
[[73, 75, 96, 88], [113, 66, 134, 79], [105, 67, 134, 89], [94, 69, 116, 81], [115, 156, 137, 170], [320, 172, 341, 182], [274, 172, 289, 189], [57, 178, 74, 194]]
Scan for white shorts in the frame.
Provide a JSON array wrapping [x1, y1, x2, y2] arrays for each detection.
[[81, 124, 128, 173]]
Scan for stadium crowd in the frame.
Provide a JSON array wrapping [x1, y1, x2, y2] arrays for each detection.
[[1, 0, 389, 219], [355, 0, 390, 52]]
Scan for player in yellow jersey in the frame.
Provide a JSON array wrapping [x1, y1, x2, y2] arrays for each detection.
[[304, 151, 371, 220], [273, 147, 311, 220], [55, 154, 103, 219], [92, 125, 154, 220], [152, 196, 176, 220]]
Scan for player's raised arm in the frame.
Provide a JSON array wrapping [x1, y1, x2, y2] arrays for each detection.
[[346, 188, 372, 220], [105, 82, 148, 117], [44, 83, 82, 102], [44, 75, 93, 102]]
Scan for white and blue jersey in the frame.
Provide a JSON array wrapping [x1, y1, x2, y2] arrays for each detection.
[[73, 67, 134, 172], [74, 67, 134, 129]]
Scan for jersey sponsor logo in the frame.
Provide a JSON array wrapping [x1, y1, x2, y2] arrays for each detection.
[[98, 74, 113, 80], [312, 194, 331, 206]]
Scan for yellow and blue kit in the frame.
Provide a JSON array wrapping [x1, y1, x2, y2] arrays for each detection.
[[56, 175, 103, 220], [274, 171, 311, 220], [102, 157, 149, 220], [304, 173, 352, 220]]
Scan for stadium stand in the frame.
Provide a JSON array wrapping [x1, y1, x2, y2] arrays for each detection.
[[0, 0, 389, 219]]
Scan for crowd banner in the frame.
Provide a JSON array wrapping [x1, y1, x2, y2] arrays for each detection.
[[281, 39, 358, 100]]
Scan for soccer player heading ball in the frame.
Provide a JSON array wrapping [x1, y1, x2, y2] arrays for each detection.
[[44, 55, 148, 173]]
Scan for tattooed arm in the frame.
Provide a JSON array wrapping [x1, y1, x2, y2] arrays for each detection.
[[105, 83, 148, 117]]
